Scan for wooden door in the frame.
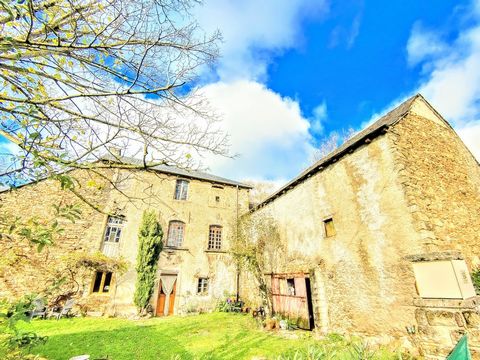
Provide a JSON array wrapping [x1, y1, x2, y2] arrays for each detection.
[[156, 279, 176, 316]]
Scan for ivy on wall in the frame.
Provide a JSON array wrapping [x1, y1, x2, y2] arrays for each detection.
[[472, 268, 480, 295], [134, 210, 163, 314]]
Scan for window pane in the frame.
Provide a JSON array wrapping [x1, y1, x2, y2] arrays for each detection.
[[197, 278, 208, 294], [324, 218, 336, 237], [175, 180, 189, 200], [104, 216, 124, 243], [208, 226, 222, 250], [103, 272, 113, 293], [92, 272, 103, 293], [167, 221, 185, 247]]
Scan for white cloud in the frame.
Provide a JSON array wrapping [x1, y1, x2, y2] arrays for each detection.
[[190, 0, 329, 182], [200, 80, 314, 181], [310, 101, 328, 135], [361, 3, 480, 165], [194, 0, 328, 81], [407, 23, 448, 66], [405, 8, 480, 162]]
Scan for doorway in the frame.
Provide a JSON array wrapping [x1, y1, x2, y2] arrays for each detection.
[[156, 275, 177, 316], [305, 277, 315, 330]]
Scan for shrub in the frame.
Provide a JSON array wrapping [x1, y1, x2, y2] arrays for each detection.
[[134, 210, 163, 314]]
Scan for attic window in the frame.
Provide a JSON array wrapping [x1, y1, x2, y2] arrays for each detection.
[[215, 195, 220, 203], [174, 179, 189, 200], [323, 218, 336, 237]]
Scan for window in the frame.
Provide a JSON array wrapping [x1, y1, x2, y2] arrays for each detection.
[[208, 225, 222, 250], [215, 195, 221, 203], [323, 218, 336, 237], [286, 278, 296, 296], [167, 221, 185, 247], [104, 216, 124, 243], [174, 179, 189, 200], [91, 271, 113, 294], [197, 278, 209, 294]]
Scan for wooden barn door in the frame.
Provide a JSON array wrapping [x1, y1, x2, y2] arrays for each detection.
[[156, 275, 177, 316]]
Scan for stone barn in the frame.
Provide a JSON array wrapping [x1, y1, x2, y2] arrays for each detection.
[[244, 94, 480, 358]]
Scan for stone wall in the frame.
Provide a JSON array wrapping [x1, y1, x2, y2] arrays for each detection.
[[388, 99, 480, 358], [413, 298, 480, 359], [107, 169, 249, 315], [244, 97, 480, 357], [0, 169, 114, 304], [0, 167, 250, 316], [389, 103, 480, 267], [249, 134, 421, 337]]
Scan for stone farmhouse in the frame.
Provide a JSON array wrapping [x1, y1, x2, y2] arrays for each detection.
[[0, 94, 479, 357], [0, 160, 251, 316]]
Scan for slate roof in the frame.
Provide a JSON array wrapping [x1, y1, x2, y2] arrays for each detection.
[[253, 94, 441, 210], [100, 154, 252, 188]]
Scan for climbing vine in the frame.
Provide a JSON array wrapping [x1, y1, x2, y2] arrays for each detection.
[[134, 210, 163, 314], [472, 267, 480, 295]]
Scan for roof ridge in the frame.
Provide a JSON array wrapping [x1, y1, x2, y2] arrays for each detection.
[[252, 93, 424, 210]]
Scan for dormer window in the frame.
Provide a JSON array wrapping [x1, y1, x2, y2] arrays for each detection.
[[174, 179, 189, 200]]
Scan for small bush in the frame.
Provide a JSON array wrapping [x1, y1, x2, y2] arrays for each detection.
[[276, 335, 414, 360]]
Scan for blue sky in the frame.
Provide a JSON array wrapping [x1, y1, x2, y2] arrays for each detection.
[[193, 0, 480, 184], [2, 0, 480, 185]]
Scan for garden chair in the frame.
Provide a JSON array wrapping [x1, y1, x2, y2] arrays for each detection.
[[50, 298, 75, 320], [29, 298, 47, 319]]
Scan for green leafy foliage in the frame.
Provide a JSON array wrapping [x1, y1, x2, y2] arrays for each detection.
[[0, 203, 81, 252], [472, 267, 480, 295], [231, 214, 284, 313], [0, 295, 47, 357], [134, 210, 163, 313]]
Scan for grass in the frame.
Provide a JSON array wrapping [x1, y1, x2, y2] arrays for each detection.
[[17, 313, 314, 360], [8, 313, 411, 360]]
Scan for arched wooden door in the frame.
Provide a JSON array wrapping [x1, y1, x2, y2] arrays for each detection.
[[156, 277, 177, 316]]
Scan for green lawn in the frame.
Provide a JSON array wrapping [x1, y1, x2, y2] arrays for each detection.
[[21, 313, 316, 360], [9, 313, 411, 360]]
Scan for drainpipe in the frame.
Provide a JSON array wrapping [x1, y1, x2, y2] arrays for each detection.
[[235, 185, 240, 302]]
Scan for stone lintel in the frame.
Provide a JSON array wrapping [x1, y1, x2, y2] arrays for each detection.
[[405, 251, 464, 262], [413, 296, 479, 310]]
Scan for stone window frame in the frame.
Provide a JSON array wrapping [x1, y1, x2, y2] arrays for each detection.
[[103, 216, 125, 243], [197, 277, 209, 294], [213, 185, 223, 202], [174, 179, 189, 200], [91, 271, 114, 294], [166, 220, 185, 248], [208, 225, 223, 250]]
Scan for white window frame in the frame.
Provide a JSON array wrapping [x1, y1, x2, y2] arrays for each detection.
[[103, 216, 124, 243], [174, 179, 189, 200]]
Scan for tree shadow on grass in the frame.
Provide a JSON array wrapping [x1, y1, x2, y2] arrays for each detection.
[[31, 324, 195, 360]]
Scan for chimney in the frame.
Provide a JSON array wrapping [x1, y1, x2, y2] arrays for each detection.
[[109, 146, 122, 158]]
